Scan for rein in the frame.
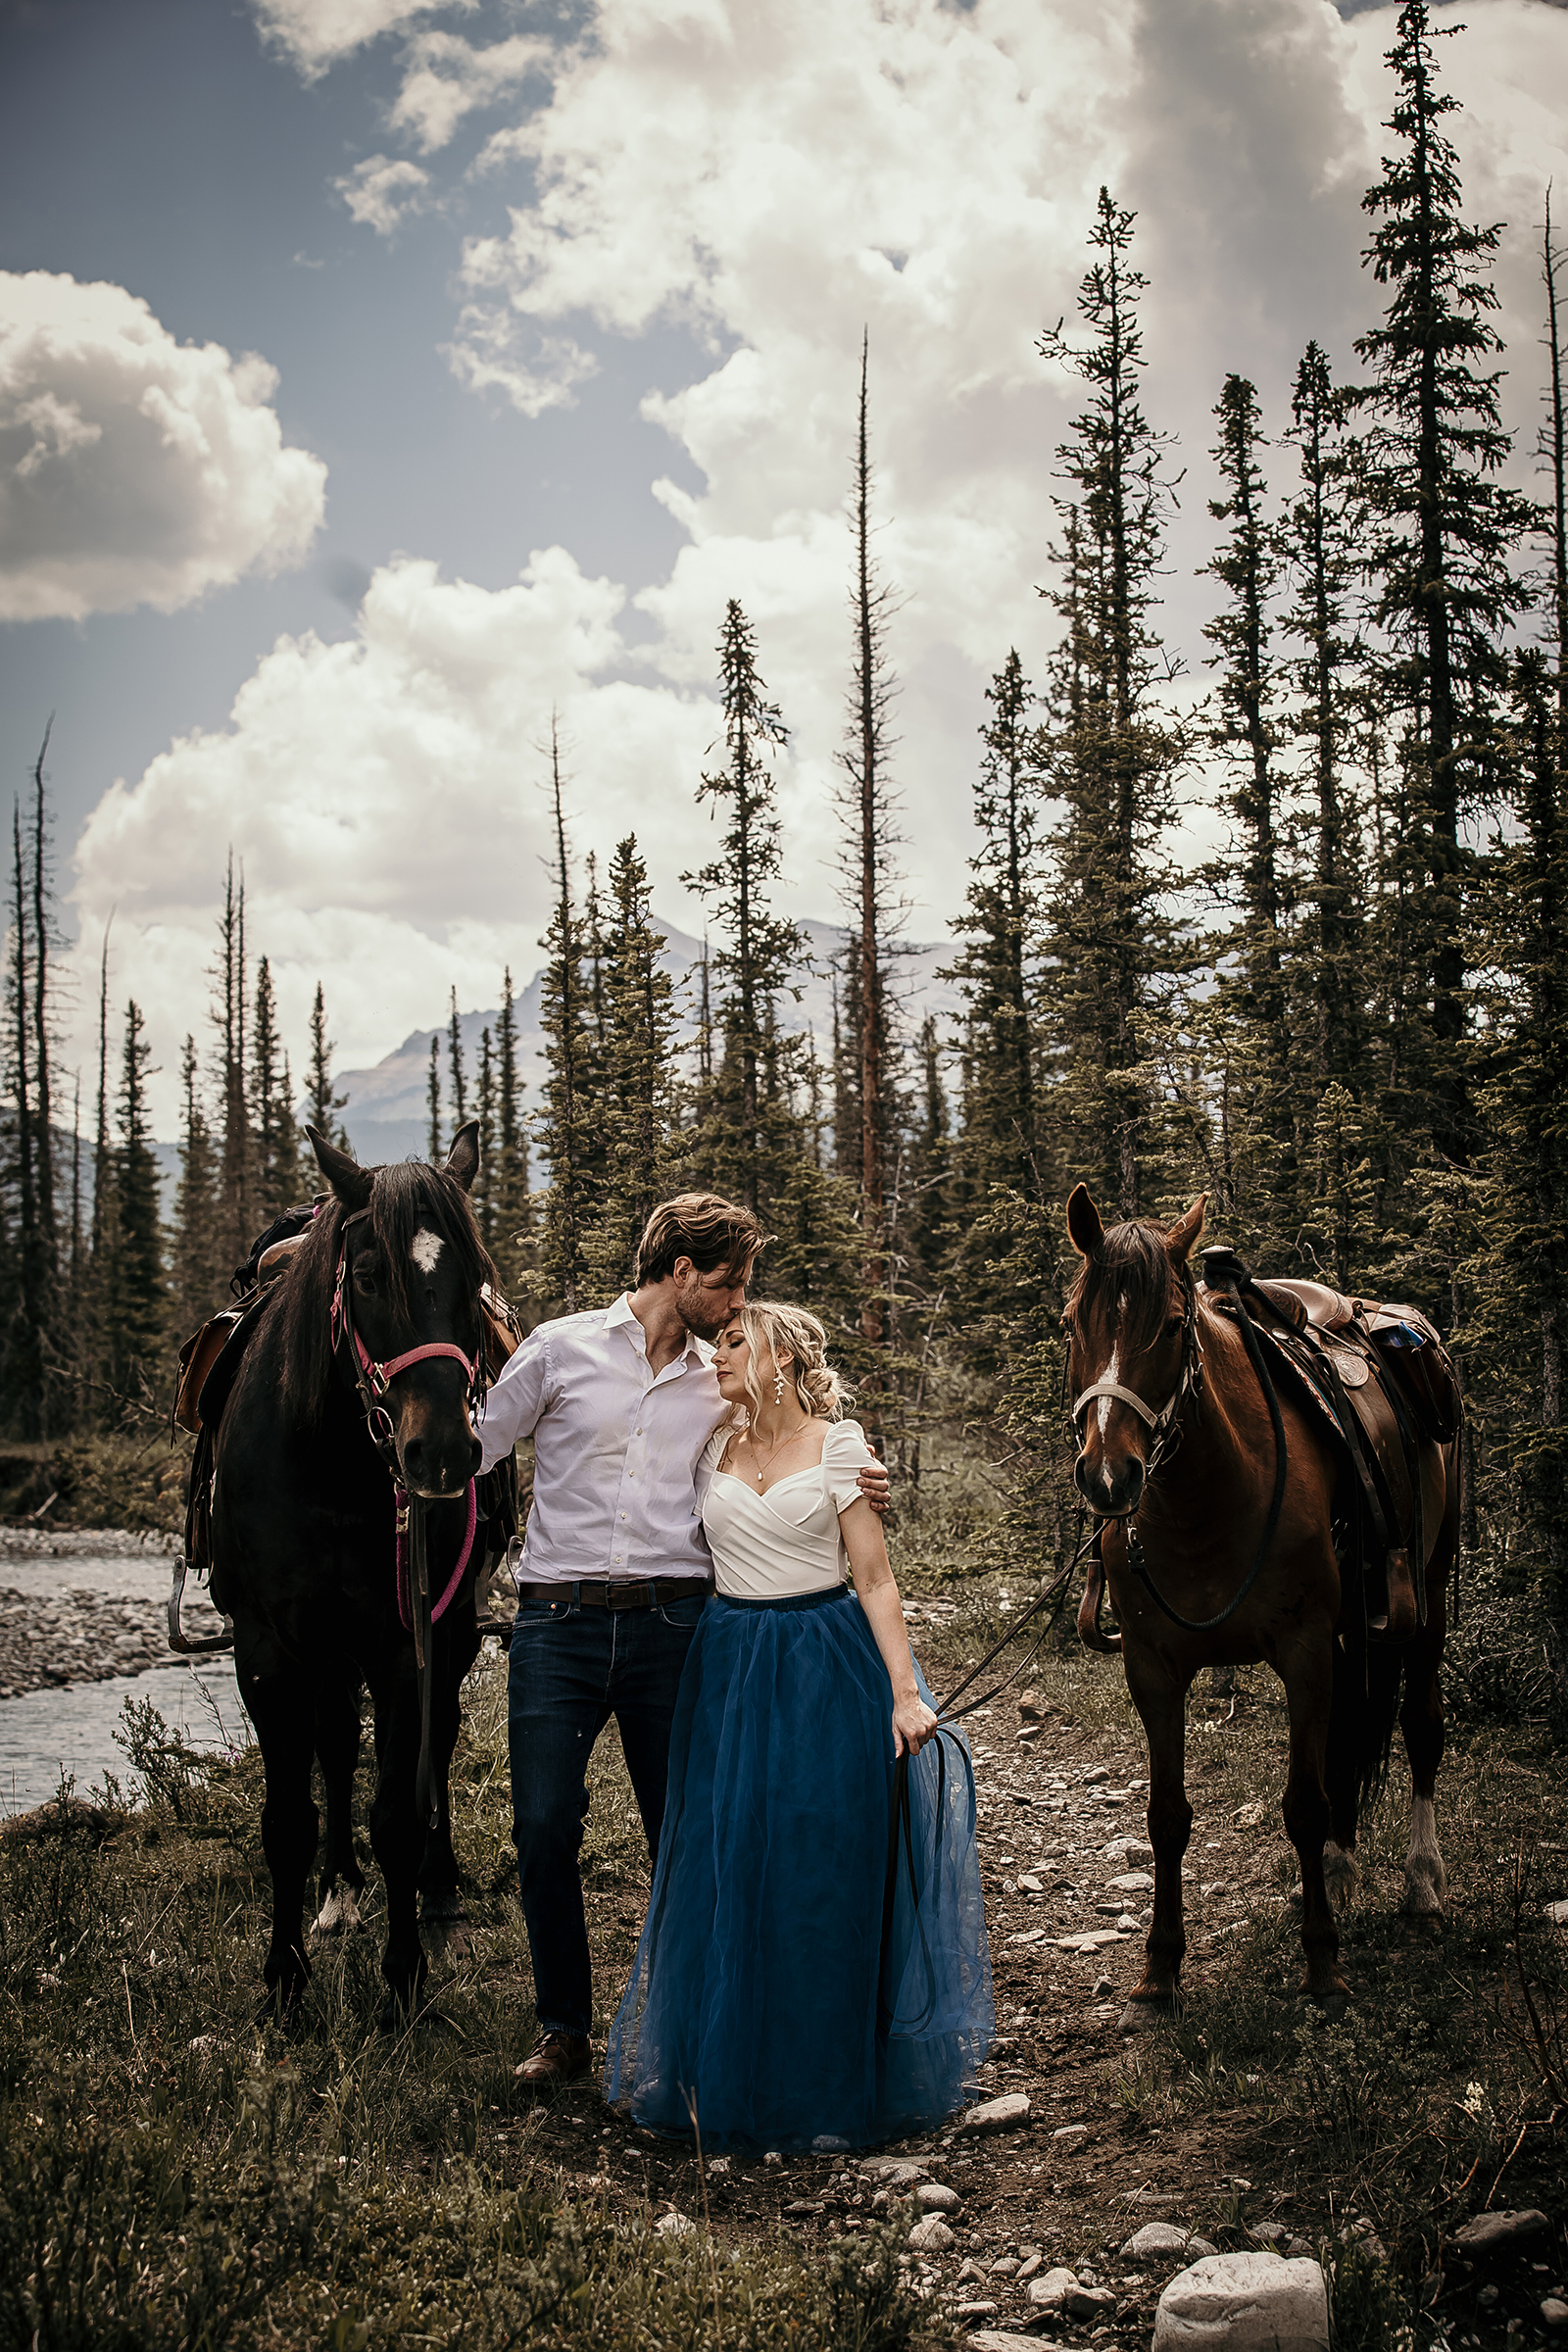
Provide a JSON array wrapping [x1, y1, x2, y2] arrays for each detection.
[[330, 1204, 484, 1828]]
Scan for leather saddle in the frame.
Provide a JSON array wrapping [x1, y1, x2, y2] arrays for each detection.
[[1200, 1261, 1461, 1642]]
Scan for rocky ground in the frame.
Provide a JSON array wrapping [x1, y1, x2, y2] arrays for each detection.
[[496, 1610, 1568, 2351], [0, 1529, 220, 1700]]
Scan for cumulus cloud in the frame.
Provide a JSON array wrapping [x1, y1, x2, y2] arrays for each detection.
[[0, 272, 326, 622], [335, 154, 435, 235], [250, 0, 476, 79], [388, 30, 547, 152], [80, 0, 1568, 1113], [64, 550, 720, 1124]]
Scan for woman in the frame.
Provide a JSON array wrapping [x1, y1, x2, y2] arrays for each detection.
[[604, 1302, 993, 2152]]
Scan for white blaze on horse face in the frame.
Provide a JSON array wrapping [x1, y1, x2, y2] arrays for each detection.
[[411, 1228, 444, 1275], [1093, 1295, 1127, 1437]]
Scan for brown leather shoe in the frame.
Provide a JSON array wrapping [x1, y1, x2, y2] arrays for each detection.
[[516, 2032, 591, 2092]]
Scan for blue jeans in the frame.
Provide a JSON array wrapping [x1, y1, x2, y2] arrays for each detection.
[[508, 1589, 708, 2038]]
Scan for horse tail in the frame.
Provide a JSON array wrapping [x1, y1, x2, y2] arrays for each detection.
[[1357, 1644, 1405, 1810]]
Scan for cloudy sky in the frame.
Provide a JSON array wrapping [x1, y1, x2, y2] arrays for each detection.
[[3, 0, 1566, 1131]]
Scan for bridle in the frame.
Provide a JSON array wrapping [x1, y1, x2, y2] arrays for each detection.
[[1065, 1264, 1204, 1497], [330, 1201, 485, 1827], [1067, 1247, 1290, 1639]]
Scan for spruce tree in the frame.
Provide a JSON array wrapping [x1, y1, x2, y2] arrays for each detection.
[[840, 337, 904, 1376], [171, 1032, 220, 1331], [1280, 342, 1365, 1099], [8, 799, 45, 1435], [1038, 191, 1185, 1216], [426, 1037, 441, 1161], [684, 601, 804, 1213], [473, 1025, 497, 1251], [532, 720, 597, 1313], [447, 987, 467, 1140], [586, 836, 675, 1298], [1348, 0, 1537, 1157], [105, 1002, 166, 1399], [492, 964, 531, 1295], [1196, 373, 1298, 1251], [213, 856, 250, 1273], [250, 956, 298, 1221], [305, 981, 349, 1152], [946, 650, 1045, 1214]]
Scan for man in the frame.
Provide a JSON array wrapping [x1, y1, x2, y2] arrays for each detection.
[[478, 1191, 889, 2088]]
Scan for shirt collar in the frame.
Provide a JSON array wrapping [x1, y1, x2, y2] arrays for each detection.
[[608, 1292, 713, 1368]]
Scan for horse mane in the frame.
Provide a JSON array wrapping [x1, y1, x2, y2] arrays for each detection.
[[272, 1160, 497, 1428], [1064, 1214, 1191, 1359]]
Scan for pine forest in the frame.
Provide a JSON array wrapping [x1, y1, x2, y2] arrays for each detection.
[[7, 4, 1567, 1714]]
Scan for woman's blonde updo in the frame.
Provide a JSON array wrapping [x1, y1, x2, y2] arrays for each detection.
[[723, 1301, 853, 1426]]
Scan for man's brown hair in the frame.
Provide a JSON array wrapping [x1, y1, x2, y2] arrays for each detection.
[[634, 1194, 766, 1288]]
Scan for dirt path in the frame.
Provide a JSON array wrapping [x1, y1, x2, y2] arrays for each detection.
[[496, 1618, 1568, 2349]]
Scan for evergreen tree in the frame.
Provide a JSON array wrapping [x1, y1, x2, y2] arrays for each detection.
[[447, 987, 467, 1140], [532, 720, 598, 1313], [684, 600, 805, 1213], [473, 1024, 497, 1251], [305, 981, 349, 1153], [840, 337, 904, 1379], [1348, 0, 1538, 1157], [426, 1037, 441, 1162], [1196, 372, 1297, 1251], [171, 1032, 220, 1331], [212, 858, 251, 1275], [586, 836, 676, 1297], [1038, 191, 1185, 1216], [492, 964, 531, 1296], [945, 651, 1045, 1222], [250, 956, 298, 1220], [1280, 342, 1365, 1101], [105, 1002, 165, 1399], [8, 798, 45, 1435]]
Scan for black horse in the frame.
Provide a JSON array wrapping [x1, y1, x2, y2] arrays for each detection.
[[211, 1123, 498, 2026]]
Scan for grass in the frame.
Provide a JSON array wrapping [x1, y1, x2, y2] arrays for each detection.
[[0, 1653, 955, 2352]]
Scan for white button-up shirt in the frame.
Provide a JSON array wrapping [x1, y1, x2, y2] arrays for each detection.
[[477, 1293, 722, 1584]]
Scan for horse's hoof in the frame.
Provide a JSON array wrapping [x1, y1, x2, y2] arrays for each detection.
[[1301, 1986, 1348, 2019], [1118, 1994, 1179, 2034], [419, 1892, 467, 1926]]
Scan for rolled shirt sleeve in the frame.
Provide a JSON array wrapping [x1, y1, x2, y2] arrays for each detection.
[[476, 1322, 553, 1475]]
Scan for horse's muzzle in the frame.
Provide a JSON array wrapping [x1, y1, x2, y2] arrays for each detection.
[[1074, 1447, 1146, 1520], [399, 1428, 482, 1499]]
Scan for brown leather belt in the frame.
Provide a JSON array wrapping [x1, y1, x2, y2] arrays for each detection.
[[514, 1576, 712, 1611]]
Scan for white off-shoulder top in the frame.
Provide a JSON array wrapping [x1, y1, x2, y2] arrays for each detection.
[[699, 1417, 878, 1599]]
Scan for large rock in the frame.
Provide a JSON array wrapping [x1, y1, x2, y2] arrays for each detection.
[[1152, 2252, 1328, 2351], [908, 2215, 956, 2252], [916, 2181, 960, 2212], [1122, 2222, 1218, 2262], [1453, 2209, 1550, 2261], [959, 2091, 1031, 2134], [1027, 2266, 1079, 2311], [966, 2333, 1043, 2352]]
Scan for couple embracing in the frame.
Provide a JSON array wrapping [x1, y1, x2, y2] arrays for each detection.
[[478, 1192, 993, 2153]]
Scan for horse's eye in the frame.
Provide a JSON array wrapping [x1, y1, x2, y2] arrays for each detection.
[[1164, 1312, 1185, 1338], [353, 1257, 381, 1294]]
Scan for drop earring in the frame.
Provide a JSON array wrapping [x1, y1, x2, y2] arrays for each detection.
[[773, 1369, 785, 1406]]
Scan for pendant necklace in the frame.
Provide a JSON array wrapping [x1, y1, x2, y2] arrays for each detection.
[[749, 1420, 801, 1485]]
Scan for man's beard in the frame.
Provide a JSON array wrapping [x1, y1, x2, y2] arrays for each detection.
[[677, 1280, 734, 1341]]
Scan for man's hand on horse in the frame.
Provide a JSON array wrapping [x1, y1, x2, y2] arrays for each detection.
[[858, 1457, 892, 1517]]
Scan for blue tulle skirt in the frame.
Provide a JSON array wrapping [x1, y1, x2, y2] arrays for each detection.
[[603, 1587, 993, 2152]]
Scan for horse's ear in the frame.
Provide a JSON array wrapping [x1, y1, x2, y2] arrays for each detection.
[[444, 1119, 480, 1195], [1168, 1194, 1208, 1262], [307, 1123, 371, 1212], [1066, 1183, 1104, 1257]]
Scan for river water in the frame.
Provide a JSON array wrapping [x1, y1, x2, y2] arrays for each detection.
[[0, 1536, 247, 1816]]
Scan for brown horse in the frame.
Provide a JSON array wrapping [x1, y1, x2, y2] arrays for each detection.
[[1062, 1184, 1456, 2016]]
